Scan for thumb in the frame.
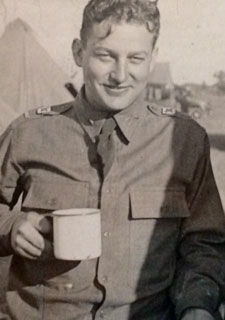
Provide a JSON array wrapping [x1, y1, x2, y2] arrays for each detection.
[[39, 216, 53, 234], [27, 212, 52, 234]]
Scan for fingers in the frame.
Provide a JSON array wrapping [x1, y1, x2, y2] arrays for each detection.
[[11, 219, 44, 258], [15, 238, 54, 260], [15, 220, 45, 250], [11, 212, 53, 259], [13, 235, 43, 260]]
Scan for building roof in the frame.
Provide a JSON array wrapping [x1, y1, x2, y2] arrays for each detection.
[[148, 62, 173, 87]]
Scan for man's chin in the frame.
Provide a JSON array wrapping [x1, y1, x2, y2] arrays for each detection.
[[102, 103, 130, 113], [100, 96, 134, 112]]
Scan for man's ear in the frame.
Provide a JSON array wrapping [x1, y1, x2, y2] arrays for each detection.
[[149, 46, 158, 73], [72, 39, 84, 67]]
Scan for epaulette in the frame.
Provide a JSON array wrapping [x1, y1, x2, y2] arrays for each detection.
[[174, 110, 192, 119], [24, 103, 73, 119], [147, 104, 191, 119]]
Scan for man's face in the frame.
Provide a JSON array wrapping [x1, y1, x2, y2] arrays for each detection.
[[74, 22, 156, 113]]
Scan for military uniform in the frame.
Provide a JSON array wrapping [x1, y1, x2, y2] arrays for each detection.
[[0, 89, 225, 320]]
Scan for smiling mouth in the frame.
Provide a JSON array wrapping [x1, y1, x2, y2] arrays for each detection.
[[103, 84, 130, 94]]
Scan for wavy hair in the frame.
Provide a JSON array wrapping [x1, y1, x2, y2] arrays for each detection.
[[80, 0, 160, 47]]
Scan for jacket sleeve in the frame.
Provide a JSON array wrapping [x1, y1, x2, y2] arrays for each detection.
[[170, 133, 225, 319], [0, 125, 26, 256]]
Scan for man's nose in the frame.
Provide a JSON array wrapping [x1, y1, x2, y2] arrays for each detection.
[[110, 60, 128, 84]]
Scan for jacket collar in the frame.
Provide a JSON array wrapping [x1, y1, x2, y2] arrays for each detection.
[[75, 88, 105, 142], [114, 95, 145, 143]]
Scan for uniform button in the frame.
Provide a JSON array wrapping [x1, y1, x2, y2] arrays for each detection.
[[47, 198, 56, 205], [100, 310, 104, 318], [106, 189, 110, 193], [102, 276, 109, 282], [103, 231, 112, 237], [64, 283, 73, 290]]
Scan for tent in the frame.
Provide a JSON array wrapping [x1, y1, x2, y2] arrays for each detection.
[[0, 18, 74, 130], [0, 97, 18, 134]]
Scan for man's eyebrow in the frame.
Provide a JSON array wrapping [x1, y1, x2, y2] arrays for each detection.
[[93, 46, 113, 52], [128, 51, 148, 56]]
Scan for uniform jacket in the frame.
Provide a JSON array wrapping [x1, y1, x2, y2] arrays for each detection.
[[0, 90, 225, 320]]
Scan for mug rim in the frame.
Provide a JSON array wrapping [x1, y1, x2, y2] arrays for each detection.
[[52, 208, 100, 217]]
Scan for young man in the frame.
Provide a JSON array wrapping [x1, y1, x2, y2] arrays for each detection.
[[0, 0, 225, 319]]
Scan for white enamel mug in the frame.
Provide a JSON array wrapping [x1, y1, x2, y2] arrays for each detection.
[[51, 208, 101, 260]]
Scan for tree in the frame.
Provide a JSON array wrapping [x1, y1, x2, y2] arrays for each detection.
[[214, 70, 225, 92]]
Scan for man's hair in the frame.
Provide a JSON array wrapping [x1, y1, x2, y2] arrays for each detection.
[[80, 0, 160, 47]]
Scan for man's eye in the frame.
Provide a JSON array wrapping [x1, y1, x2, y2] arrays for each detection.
[[129, 56, 145, 64], [96, 53, 112, 61]]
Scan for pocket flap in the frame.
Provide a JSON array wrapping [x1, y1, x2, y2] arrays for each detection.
[[130, 188, 190, 219], [22, 181, 89, 211]]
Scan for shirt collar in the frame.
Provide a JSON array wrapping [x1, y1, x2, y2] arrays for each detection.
[[114, 93, 146, 143], [75, 87, 106, 142], [74, 86, 147, 143]]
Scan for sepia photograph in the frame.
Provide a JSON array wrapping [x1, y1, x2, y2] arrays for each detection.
[[0, 0, 225, 319]]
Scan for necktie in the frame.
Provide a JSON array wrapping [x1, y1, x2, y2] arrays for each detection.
[[97, 117, 117, 178]]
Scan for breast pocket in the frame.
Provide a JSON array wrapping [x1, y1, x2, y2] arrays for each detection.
[[18, 180, 93, 290], [128, 188, 190, 293], [22, 180, 89, 212]]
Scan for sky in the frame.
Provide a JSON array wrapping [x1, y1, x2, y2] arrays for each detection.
[[0, 0, 225, 85], [158, 0, 225, 84]]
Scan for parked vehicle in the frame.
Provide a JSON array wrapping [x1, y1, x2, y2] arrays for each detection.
[[175, 86, 211, 120]]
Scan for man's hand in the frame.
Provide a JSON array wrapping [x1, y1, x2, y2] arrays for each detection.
[[181, 308, 214, 320], [11, 212, 53, 259]]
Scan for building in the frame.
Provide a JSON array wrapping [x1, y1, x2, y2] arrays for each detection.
[[146, 62, 174, 102]]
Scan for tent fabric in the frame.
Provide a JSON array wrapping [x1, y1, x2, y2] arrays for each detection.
[[148, 62, 173, 88], [0, 97, 18, 134], [0, 18, 73, 130]]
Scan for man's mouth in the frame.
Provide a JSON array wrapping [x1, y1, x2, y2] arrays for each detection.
[[103, 84, 130, 95]]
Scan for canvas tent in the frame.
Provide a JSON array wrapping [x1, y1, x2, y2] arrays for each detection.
[[0, 18, 74, 132], [0, 97, 18, 133]]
